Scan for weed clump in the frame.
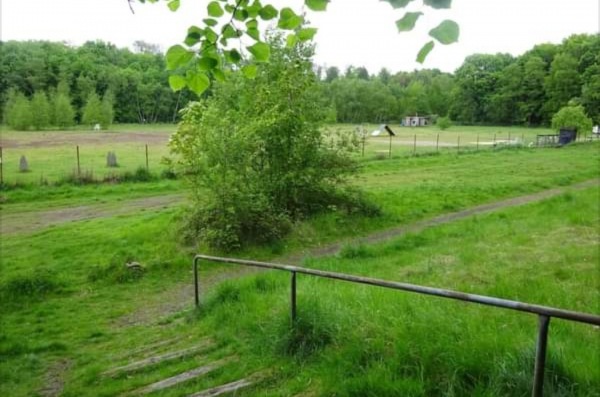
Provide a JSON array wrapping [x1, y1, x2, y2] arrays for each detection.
[[88, 252, 145, 284], [0, 270, 62, 302], [338, 243, 375, 259], [276, 300, 338, 358]]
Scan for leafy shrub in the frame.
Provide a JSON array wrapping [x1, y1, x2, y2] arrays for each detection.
[[172, 35, 373, 251], [551, 105, 593, 136], [437, 116, 452, 130]]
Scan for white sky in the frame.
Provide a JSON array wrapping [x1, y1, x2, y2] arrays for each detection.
[[1, 0, 599, 74]]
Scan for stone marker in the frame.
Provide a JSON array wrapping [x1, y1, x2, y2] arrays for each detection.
[[106, 151, 118, 167], [19, 155, 29, 172]]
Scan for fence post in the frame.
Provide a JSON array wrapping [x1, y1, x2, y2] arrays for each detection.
[[413, 134, 417, 156], [290, 271, 297, 324], [436, 133, 439, 152], [145, 144, 149, 171], [493, 133, 497, 148], [532, 315, 551, 397], [0, 146, 3, 186], [389, 134, 392, 158], [362, 135, 366, 157], [76, 145, 81, 178]]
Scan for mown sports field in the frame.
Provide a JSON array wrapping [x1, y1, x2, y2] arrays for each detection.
[[0, 125, 599, 396]]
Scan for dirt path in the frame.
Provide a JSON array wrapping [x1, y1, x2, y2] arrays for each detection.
[[283, 178, 600, 263], [0, 194, 186, 235], [116, 178, 599, 326]]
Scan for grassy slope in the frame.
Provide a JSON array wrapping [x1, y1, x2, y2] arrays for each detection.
[[0, 143, 599, 396]]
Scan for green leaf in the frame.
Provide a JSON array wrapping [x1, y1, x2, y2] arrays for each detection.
[[429, 20, 460, 45], [246, 1, 262, 18], [204, 27, 218, 43], [286, 33, 298, 48], [184, 26, 204, 46], [166, 45, 194, 70], [247, 42, 270, 62], [259, 4, 278, 20], [423, 0, 452, 9], [278, 7, 303, 30], [167, 0, 180, 12], [233, 9, 249, 21], [198, 56, 219, 71], [203, 18, 218, 27], [416, 40, 435, 63], [242, 64, 258, 79], [395, 12, 423, 32], [305, 0, 329, 11], [225, 49, 242, 64], [297, 28, 318, 41], [246, 19, 258, 29], [186, 70, 210, 95], [222, 24, 238, 39], [168, 75, 186, 91], [380, 0, 415, 9], [212, 68, 226, 83], [207, 1, 224, 17], [246, 27, 261, 41]]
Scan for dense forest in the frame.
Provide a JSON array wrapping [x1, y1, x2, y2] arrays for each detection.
[[1, 33, 598, 129]]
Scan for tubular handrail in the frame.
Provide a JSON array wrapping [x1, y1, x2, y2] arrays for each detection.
[[193, 254, 600, 397]]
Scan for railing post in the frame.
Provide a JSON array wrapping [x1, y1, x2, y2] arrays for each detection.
[[532, 315, 551, 397], [194, 257, 200, 307], [291, 271, 297, 323]]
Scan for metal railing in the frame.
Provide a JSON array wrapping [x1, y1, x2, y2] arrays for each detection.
[[193, 254, 600, 397]]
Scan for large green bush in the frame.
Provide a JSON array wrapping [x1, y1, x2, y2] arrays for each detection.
[[551, 105, 593, 136], [171, 37, 375, 251]]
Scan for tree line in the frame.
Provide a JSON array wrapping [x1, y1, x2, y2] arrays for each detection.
[[0, 40, 196, 129], [320, 34, 599, 126], [1, 33, 598, 130]]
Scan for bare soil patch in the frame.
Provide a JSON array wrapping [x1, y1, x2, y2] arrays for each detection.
[[0, 194, 185, 235], [1, 130, 171, 149], [38, 358, 72, 397]]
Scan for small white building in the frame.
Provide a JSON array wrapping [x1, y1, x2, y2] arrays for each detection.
[[403, 116, 430, 127]]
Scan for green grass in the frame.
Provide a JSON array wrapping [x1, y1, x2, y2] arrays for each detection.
[[0, 123, 567, 185], [1, 133, 599, 396], [1, 186, 597, 396], [0, 124, 175, 184]]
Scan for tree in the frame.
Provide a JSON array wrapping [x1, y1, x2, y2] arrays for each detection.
[[324, 66, 339, 82], [169, 36, 372, 250], [551, 105, 593, 138], [81, 92, 103, 127], [139, 0, 460, 95], [30, 91, 51, 130], [544, 53, 581, 119], [4, 91, 32, 130], [52, 81, 76, 128], [101, 91, 115, 128]]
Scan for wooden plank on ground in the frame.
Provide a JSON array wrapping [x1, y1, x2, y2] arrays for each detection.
[[186, 378, 254, 397], [102, 339, 213, 377], [127, 357, 232, 395]]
